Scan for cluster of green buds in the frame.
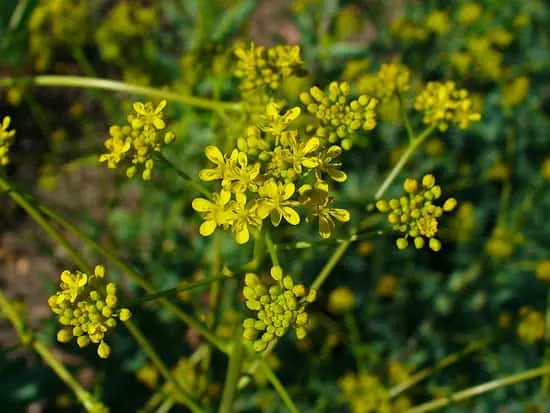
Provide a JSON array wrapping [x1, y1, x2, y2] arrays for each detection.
[[414, 81, 481, 131], [368, 63, 411, 101], [300, 81, 377, 150], [48, 265, 131, 358], [0, 116, 16, 166], [376, 174, 457, 251], [99, 100, 175, 180], [242, 266, 316, 352], [234, 42, 303, 95], [338, 372, 391, 413]]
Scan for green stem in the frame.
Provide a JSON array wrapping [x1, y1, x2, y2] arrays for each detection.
[[0, 291, 106, 412], [541, 289, 550, 399], [397, 92, 415, 142], [264, 230, 280, 266], [257, 357, 300, 413], [389, 339, 490, 398], [310, 240, 351, 292], [0, 75, 241, 112], [405, 365, 550, 413], [154, 152, 212, 198], [219, 333, 245, 413], [129, 275, 228, 307], [0, 177, 90, 272], [344, 312, 366, 373], [124, 320, 203, 413]]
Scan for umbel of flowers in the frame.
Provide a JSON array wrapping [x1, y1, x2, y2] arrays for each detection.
[[99, 100, 175, 180], [0, 116, 16, 166], [242, 266, 316, 352], [48, 265, 131, 358], [376, 174, 457, 251]]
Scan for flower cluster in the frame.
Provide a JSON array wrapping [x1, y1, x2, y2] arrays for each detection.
[[0, 116, 16, 166], [517, 307, 544, 344], [376, 174, 457, 251], [99, 100, 175, 180], [414, 81, 481, 131], [28, 0, 89, 71], [367, 63, 411, 102], [338, 372, 391, 413], [193, 101, 353, 243], [300, 81, 377, 150], [48, 265, 131, 358], [242, 266, 316, 352], [95, 2, 159, 62], [234, 43, 303, 96]]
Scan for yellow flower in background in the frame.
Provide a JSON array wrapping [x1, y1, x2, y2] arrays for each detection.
[[328, 287, 355, 314], [517, 307, 544, 344], [376, 174, 457, 251], [501, 76, 529, 108], [338, 372, 391, 413], [535, 261, 550, 283], [376, 274, 399, 298], [48, 265, 131, 359], [425, 9, 450, 36], [414, 81, 481, 131], [0, 116, 16, 166], [370, 63, 411, 101], [486, 226, 515, 259], [457, 2, 482, 25], [543, 158, 550, 180]]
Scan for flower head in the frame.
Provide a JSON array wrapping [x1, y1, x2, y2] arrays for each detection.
[[48, 265, 131, 358], [242, 267, 316, 352], [376, 174, 457, 251]]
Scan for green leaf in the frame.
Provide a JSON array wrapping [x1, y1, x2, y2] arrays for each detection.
[[210, 0, 258, 42]]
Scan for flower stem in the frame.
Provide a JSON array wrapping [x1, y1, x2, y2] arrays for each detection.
[[0, 290, 107, 412], [154, 152, 212, 198], [389, 339, 491, 398], [541, 289, 550, 399], [219, 332, 245, 413], [128, 275, 228, 307], [124, 320, 203, 413], [405, 365, 550, 413], [0, 75, 241, 112], [265, 230, 280, 266], [257, 357, 300, 413]]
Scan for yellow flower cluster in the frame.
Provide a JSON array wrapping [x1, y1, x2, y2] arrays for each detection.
[[414, 81, 481, 131], [376, 174, 457, 251], [242, 266, 316, 352], [370, 63, 411, 101], [95, 2, 159, 62], [48, 265, 131, 359], [193, 101, 352, 242], [28, 0, 89, 71], [327, 286, 355, 314], [424, 9, 450, 36], [99, 100, 175, 180], [517, 307, 544, 344], [234, 43, 302, 95], [300, 81, 377, 150], [0, 116, 16, 166], [389, 18, 428, 43], [338, 372, 391, 413]]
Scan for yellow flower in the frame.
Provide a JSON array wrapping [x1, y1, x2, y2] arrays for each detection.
[[535, 261, 550, 283], [192, 190, 233, 236], [414, 81, 481, 131], [316, 145, 347, 182], [543, 158, 550, 181], [486, 226, 515, 259], [230, 193, 261, 244], [0, 116, 16, 166], [258, 102, 301, 136], [457, 2, 482, 25], [281, 134, 320, 176], [48, 265, 131, 359], [300, 183, 350, 238], [376, 274, 399, 298], [328, 287, 355, 314], [338, 372, 391, 413], [257, 180, 300, 226], [517, 307, 544, 344], [199, 146, 230, 181], [501, 76, 529, 108], [425, 9, 450, 36], [371, 63, 411, 101], [224, 150, 261, 193]]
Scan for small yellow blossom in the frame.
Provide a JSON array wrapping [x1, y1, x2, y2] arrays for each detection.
[[425, 10, 450, 36], [517, 307, 544, 344], [369, 63, 411, 101], [192, 190, 233, 237], [0, 116, 16, 166], [390, 18, 428, 43], [328, 287, 355, 314], [457, 2, 482, 25], [535, 261, 550, 283], [486, 226, 515, 259], [376, 174, 457, 251], [414, 81, 481, 131], [501, 76, 529, 108], [376, 274, 399, 298], [48, 265, 131, 359], [542, 158, 550, 181], [338, 372, 391, 413], [257, 180, 301, 226]]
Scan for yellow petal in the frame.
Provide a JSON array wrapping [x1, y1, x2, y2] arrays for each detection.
[[199, 168, 221, 181], [204, 146, 224, 165], [303, 137, 320, 154], [330, 208, 351, 222], [235, 226, 250, 244], [192, 198, 213, 212], [319, 216, 335, 238], [282, 207, 300, 225], [200, 220, 217, 236], [328, 169, 347, 182], [282, 183, 295, 200], [270, 208, 283, 227]]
